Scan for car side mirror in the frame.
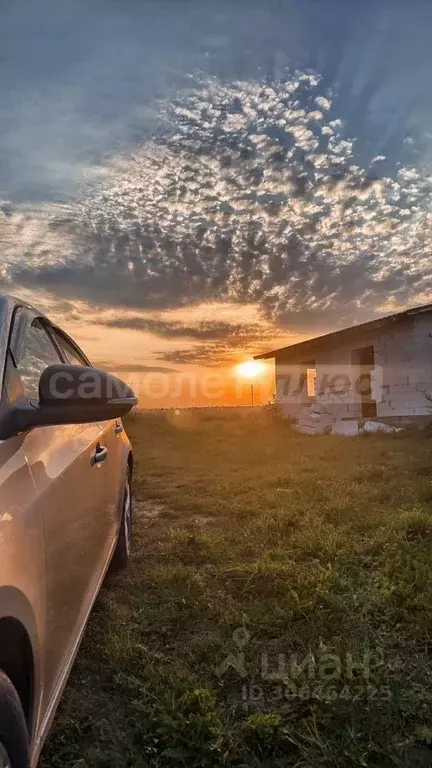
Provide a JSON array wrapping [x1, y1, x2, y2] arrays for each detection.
[[38, 364, 137, 422], [0, 365, 138, 439]]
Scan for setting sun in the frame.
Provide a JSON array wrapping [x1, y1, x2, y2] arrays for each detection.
[[236, 360, 266, 379]]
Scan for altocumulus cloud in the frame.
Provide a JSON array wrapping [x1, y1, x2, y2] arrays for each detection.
[[2, 69, 432, 338]]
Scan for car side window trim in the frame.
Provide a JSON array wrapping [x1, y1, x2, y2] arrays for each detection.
[[41, 323, 69, 364], [50, 326, 92, 367]]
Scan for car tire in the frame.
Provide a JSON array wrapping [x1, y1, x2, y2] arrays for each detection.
[[0, 670, 29, 768], [110, 467, 132, 573]]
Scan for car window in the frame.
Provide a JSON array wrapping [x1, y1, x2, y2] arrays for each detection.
[[52, 329, 90, 366], [16, 319, 62, 399]]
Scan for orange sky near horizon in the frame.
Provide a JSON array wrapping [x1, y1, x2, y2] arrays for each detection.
[[17, 289, 284, 407]]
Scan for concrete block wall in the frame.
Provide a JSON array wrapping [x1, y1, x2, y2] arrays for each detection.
[[315, 346, 361, 418], [275, 369, 307, 418], [375, 315, 432, 417], [275, 313, 432, 419]]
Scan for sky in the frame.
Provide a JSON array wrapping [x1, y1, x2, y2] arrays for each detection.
[[1, 0, 432, 406]]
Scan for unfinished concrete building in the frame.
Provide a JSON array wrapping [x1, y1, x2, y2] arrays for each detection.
[[255, 304, 432, 423]]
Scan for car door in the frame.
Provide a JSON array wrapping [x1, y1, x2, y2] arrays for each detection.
[[51, 327, 126, 536], [10, 309, 112, 714]]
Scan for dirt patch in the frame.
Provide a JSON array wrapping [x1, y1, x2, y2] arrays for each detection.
[[134, 501, 168, 519], [190, 515, 217, 529], [134, 502, 216, 529]]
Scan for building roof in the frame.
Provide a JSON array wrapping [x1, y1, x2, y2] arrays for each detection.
[[254, 302, 432, 360]]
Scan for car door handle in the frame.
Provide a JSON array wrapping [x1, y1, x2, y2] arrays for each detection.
[[93, 443, 108, 464], [114, 423, 123, 435]]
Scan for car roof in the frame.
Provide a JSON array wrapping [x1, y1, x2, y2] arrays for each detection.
[[0, 294, 45, 320]]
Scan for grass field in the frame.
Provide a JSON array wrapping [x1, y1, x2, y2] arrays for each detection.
[[40, 411, 432, 767]]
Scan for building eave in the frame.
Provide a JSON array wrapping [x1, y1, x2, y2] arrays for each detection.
[[254, 302, 432, 361]]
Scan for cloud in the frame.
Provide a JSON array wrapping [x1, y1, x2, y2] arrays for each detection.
[[100, 315, 279, 343], [95, 361, 179, 373], [315, 96, 331, 111], [98, 315, 281, 367], [156, 345, 240, 367], [2, 69, 432, 339]]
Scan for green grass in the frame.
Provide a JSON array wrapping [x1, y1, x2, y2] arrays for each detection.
[[40, 411, 432, 767]]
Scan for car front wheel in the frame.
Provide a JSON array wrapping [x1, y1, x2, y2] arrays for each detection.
[[110, 467, 132, 572], [0, 670, 29, 768]]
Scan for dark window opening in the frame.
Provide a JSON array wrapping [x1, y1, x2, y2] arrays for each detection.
[[351, 345, 377, 418]]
